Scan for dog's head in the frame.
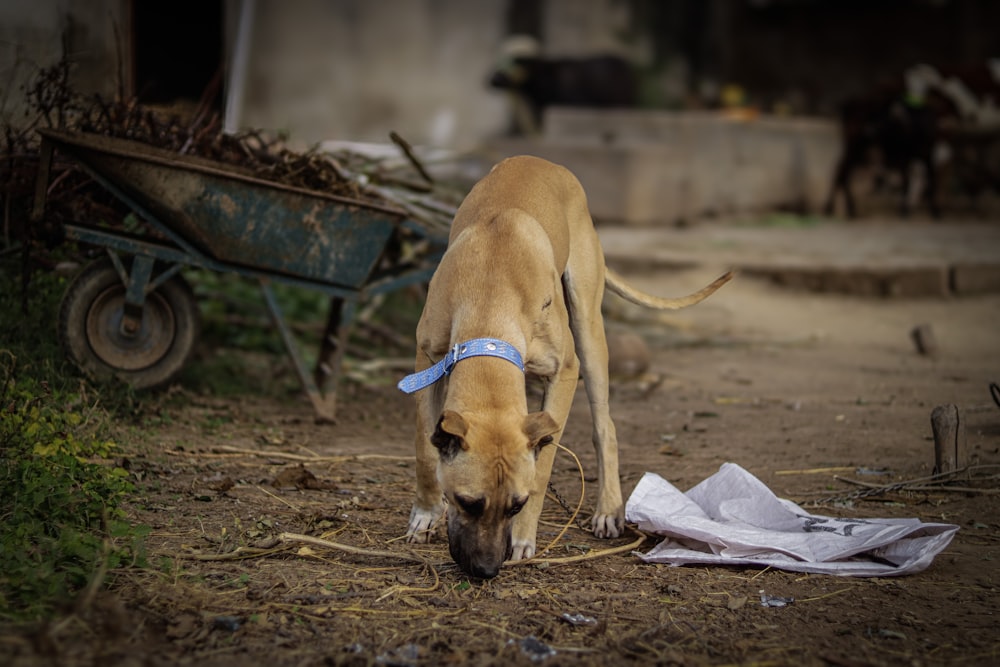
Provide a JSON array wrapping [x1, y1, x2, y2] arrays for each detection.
[[432, 408, 558, 579]]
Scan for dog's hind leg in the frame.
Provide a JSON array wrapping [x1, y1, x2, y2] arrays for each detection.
[[572, 321, 625, 538], [563, 256, 625, 540]]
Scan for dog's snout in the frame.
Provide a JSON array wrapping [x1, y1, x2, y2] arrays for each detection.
[[450, 539, 508, 580], [468, 560, 501, 580], [447, 510, 512, 579], [450, 541, 505, 579]]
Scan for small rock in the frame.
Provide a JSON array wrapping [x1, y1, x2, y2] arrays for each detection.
[[607, 332, 651, 379], [271, 464, 336, 490]]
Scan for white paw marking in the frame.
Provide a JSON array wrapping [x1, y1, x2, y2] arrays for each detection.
[[406, 504, 443, 543], [509, 541, 536, 561], [591, 513, 624, 539]]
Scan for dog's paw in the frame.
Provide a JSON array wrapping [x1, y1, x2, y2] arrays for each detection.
[[591, 511, 625, 539], [405, 503, 444, 543], [509, 540, 536, 561]]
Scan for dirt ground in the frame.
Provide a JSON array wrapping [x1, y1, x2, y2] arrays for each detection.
[[6, 245, 1000, 666]]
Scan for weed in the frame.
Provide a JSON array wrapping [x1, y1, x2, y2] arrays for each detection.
[[0, 354, 147, 621], [232, 573, 250, 588], [0, 262, 149, 622], [201, 415, 233, 433]]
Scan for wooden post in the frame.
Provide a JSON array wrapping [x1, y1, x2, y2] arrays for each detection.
[[910, 324, 938, 357], [931, 404, 967, 475]]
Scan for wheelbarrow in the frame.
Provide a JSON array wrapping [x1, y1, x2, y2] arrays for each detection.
[[30, 129, 445, 422]]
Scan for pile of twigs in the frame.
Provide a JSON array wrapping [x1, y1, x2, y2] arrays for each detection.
[[802, 464, 1000, 506], [2, 58, 459, 252]]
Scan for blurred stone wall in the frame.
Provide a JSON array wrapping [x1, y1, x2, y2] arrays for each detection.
[[234, 0, 511, 148], [0, 0, 125, 128]]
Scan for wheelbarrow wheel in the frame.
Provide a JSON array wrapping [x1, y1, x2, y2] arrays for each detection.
[[59, 257, 200, 390]]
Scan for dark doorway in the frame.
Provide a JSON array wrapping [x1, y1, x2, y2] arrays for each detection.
[[131, 0, 223, 109]]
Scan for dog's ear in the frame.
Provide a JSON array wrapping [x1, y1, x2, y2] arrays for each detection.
[[523, 411, 559, 454], [432, 410, 468, 461]]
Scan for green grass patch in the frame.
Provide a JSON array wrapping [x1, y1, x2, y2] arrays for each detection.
[[181, 268, 423, 398]]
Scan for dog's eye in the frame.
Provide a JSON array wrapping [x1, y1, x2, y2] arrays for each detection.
[[454, 494, 485, 517], [506, 497, 528, 518]]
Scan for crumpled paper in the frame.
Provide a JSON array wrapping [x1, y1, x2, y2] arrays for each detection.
[[625, 463, 958, 577]]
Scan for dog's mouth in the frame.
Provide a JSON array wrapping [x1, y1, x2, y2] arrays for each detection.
[[446, 511, 512, 580]]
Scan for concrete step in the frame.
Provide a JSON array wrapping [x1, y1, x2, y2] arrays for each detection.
[[598, 219, 1000, 297]]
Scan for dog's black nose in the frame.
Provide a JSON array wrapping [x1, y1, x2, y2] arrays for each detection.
[[469, 563, 500, 579]]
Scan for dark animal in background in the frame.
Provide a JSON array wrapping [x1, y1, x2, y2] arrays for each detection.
[[489, 52, 638, 133], [826, 60, 1000, 218], [825, 89, 942, 219], [915, 61, 1000, 210]]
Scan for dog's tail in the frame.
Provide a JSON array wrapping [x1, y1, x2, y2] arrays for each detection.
[[604, 267, 734, 310]]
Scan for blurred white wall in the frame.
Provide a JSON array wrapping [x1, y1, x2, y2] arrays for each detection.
[[233, 0, 512, 148], [1, 0, 519, 149]]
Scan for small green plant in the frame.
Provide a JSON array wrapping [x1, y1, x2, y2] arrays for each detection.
[[0, 356, 146, 622], [0, 261, 149, 622]]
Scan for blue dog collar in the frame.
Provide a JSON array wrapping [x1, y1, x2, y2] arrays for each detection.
[[397, 337, 525, 394]]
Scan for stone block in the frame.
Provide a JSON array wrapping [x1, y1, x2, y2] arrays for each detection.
[[951, 263, 1000, 294], [485, 108, 840, 225]]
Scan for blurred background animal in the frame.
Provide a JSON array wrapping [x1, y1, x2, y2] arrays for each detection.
[[489, 35, 638, 135]]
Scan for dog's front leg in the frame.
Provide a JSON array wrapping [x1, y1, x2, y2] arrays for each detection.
[[510, 359, 579, 560], [510, 441, 557, 560], [406, 378, 447, 543]]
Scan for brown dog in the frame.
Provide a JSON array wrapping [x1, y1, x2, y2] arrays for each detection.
[[400, 156, 731, 578]]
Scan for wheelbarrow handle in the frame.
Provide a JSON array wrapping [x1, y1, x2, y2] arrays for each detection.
[[30, 138, 55, 224]]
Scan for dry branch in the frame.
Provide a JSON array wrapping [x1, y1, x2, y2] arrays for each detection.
[[279, 532, 430, 564], [510, 528, 649, 567], [213, 445, 414, 463]]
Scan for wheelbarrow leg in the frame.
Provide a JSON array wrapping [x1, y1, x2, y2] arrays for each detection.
[[24, 139, 56, 312], [118, 254, 155, 333], [314, 296, 354, 397], [30, 138, 54, 224], [258, 278, 337, 424]]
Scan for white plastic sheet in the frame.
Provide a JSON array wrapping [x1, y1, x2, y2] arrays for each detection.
[[625, 463, 958, 577]]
